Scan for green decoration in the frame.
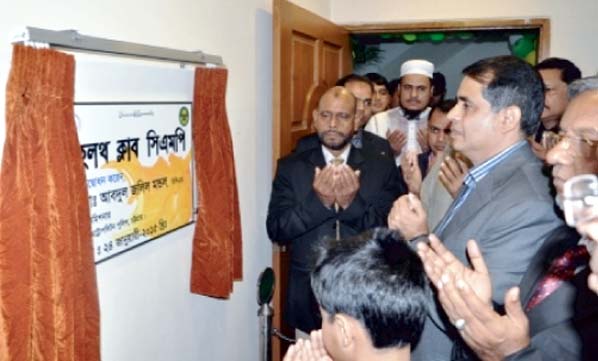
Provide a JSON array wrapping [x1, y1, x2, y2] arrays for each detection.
[[381, 33, 393, 39], [418, 33, 430, 41], [510, 34, 538, 64], [402, 33, 417, 43], [350, 37, 384, 69], [457, 32, 474, 40], [430, 33, 445, 43]]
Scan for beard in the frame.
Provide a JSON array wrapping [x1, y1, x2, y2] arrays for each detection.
[[318, 130, 352, 151], [403, 108, 426, 119]]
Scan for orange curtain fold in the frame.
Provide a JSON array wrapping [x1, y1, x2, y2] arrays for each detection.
[[190, 67, 242, 298], [0, 45, 100, 361]]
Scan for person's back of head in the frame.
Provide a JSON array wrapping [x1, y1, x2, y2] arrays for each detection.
[[365, 72, 390, 91], [431, 72, 447, 107], [336, 73, 373, 90], [311, 228, 430, 361], [462, 55, 544, 137]]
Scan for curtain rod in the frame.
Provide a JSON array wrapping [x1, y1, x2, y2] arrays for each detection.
[[12, 27, 223, 67]]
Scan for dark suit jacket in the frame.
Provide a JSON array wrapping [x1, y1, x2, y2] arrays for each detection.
[[293, 130, 393, 160], [266, 145, 402, 332], [504, 226, 598, 361]]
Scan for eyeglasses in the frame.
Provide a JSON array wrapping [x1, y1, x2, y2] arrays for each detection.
[[546, 130, 597, 152]]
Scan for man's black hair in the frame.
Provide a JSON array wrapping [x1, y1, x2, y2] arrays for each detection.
[[432, 72, 447, 96], [388, 78, 401, 96], [365, 72, 391, 93], [462, 56, 544, 136], [311, 228, 430, 349], [336, 73, 374, 92], [432, 98, 457, 114], [535, 57, 582, 84]]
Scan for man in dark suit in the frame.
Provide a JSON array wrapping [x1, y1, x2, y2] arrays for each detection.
[[294, 74, 393, 160], [387, 56, 564, 360], [267, 86, 402, 336], [415, 76, 598, 360]]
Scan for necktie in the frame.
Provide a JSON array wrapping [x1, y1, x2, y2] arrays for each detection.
[[526, 245, 589, 311], [330, 157, 344, 240], [434, 173, 475, 235]]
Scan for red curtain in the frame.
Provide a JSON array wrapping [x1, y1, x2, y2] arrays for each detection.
[[190, 67, 242, 298], [0, 45, 100, 360]]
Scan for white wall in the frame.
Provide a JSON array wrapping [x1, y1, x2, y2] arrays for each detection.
[[290, 0, 331, 18], [0, 0, 331, 360], [331, 0, 598, 77]]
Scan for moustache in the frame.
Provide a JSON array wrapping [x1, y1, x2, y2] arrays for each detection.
[[322, 130, 345, 137]]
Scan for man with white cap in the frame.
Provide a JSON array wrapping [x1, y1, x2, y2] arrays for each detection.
[[366, 59, 435, 165]]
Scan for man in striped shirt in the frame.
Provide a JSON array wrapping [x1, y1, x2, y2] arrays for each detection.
[[388, 56, 563, 361]]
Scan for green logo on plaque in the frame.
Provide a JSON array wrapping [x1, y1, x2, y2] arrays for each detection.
[[179, 106, 190, 126]]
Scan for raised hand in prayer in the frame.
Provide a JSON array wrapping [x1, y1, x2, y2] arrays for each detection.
[[334, 165, 360, 210], [418, 235, 530, 360], [387, 193, 428, 240], [439, 155, 468, 198], [313, 165, 337, 208], [386, 129, 407, 156], [400, 151, 422, 196], [283, 330, 332, 361]]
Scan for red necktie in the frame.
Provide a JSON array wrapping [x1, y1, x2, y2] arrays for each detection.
[[526, 245, 589, 311]]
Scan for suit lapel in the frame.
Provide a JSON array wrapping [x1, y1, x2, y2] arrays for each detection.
[[306, 146, 327, 169], [438, 145, 536, 239], [521, 226, 592, 334], [526, 264, 598, 335], [519, 226, 579, 305], [347, 146, 364, 171]]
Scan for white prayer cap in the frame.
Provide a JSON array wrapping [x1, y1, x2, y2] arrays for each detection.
[[400, 59, 434, 79]]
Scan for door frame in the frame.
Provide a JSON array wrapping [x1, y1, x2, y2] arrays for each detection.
[[343, 18, 550, 60], [270, 14, 550, 361]]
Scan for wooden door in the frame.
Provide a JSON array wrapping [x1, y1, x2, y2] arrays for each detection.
[[272, 0, 351, 359]]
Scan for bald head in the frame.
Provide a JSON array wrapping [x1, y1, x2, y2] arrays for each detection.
[[561, 90, 598, 142], [318, 86, 357, 112]]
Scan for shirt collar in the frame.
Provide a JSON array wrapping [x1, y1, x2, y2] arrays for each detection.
[[467, 140, 527, 184], [322, 144, 351, 165]]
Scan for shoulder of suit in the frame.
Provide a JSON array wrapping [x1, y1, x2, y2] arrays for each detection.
[[362, 130, 389, 143], [278, 146, 318, 165], [293, 133, 319, 153]]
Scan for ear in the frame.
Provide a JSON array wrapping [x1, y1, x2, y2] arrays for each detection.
[[429, 85, 435, 96], [333, 314, 355, 350], [498, 105, 521, 133], [313, 108, 319, 123]]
